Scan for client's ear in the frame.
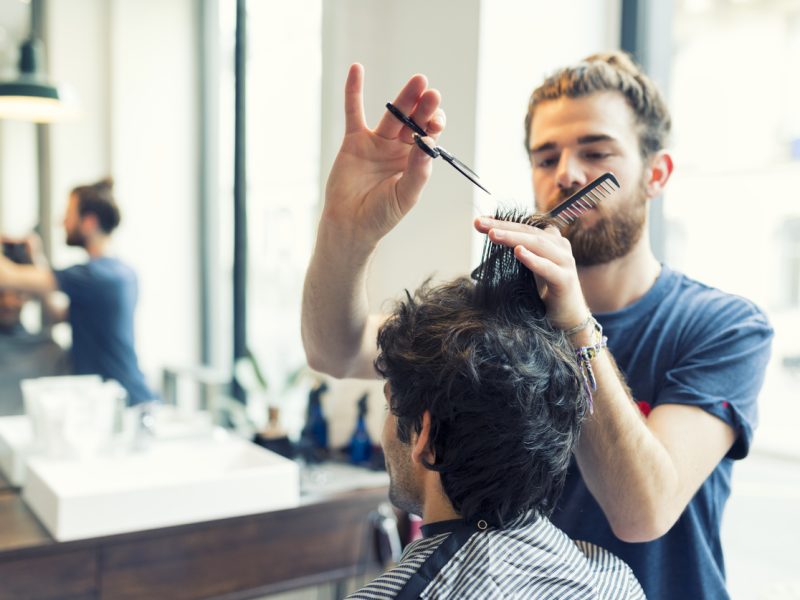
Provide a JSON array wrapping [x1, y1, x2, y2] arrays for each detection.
[[411, 411, 435, 466]]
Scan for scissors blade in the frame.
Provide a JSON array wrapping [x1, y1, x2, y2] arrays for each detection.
[[438, 148, 491, 195], [437, 147, 480, 179]]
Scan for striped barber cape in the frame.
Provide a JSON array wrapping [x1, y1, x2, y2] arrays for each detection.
[[347, 513, 644, 599]]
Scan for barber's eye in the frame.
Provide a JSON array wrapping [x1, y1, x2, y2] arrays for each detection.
[[536, 157, 557, 168]]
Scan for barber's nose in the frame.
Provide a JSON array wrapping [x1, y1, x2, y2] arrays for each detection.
[[555, 152, 587, 192]]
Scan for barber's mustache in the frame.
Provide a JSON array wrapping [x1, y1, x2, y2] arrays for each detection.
[[548, 186, 579, 208]]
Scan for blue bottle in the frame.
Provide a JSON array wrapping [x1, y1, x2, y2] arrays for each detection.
[[349, 393, 372, 465], [301, 381, 329, 459]]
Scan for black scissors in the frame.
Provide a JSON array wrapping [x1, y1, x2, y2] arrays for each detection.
[[385, 102, 491, 195]]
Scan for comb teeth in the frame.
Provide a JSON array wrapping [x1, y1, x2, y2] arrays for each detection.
[[547, 172, 620, 228]]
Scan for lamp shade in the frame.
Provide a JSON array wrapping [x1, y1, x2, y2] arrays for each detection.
[[0, 38, 73, 123]]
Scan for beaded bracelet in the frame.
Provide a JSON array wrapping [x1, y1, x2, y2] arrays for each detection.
[[575, 335, 608, 414]]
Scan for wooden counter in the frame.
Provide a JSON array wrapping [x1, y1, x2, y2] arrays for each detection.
[[0, 471, 388, 599]]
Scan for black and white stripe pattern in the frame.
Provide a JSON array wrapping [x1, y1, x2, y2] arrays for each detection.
[[347, 534, 448, 600], [347, 516, 644, 599]]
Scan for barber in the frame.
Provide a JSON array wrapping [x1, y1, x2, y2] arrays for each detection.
[[0, 178, 155, 405], [301, 55, 773, 599]]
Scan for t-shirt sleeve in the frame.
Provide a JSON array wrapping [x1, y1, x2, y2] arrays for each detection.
[[53, 264, 99, 304], [657, 297, 773, 460]]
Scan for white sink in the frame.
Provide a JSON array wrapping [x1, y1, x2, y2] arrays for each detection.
[[0, 415, 34, 486], [301, 462, 389, 498], [23, 432, 299, 541], [0, 407, 216, 487]]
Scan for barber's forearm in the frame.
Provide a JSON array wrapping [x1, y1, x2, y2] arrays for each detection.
[[573, 348, 680, 543], [0, 262, 58, 294], [301, 222, 379, 379]]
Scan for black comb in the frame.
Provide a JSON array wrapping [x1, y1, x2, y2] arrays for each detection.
[[547, 172, 620, 228]]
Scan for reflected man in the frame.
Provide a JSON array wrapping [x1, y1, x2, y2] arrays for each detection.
[[0, 178, 155, 405]]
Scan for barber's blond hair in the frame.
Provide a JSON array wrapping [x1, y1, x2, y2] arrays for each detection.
[[524, 51, 671, 159]]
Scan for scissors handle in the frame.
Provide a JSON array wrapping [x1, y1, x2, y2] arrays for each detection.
[[389, 102, 491, 195], [385, 102, 428, 137], [414, 134, 440, 158]]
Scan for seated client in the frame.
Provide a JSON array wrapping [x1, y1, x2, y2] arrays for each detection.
[[347, 212, 644, 599]]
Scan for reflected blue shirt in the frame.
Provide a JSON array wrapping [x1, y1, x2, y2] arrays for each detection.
[[54, 257, 154, 404]]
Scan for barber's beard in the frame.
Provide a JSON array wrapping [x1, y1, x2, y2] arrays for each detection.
[[65, 228, 86, 248], [558, 176, 648, 267]]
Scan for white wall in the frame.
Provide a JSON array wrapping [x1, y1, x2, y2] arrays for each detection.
[[0, 0, 41, 235], [5, 0, 202, 393], [107, 0, 200, 382], [0, 120, 37, 234], [320, 0, 482, 303], [48, 0, 110, 268], [318, 0, 482, 444]]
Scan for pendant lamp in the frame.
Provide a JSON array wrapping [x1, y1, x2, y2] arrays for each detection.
[[0, 37, 72, 123]]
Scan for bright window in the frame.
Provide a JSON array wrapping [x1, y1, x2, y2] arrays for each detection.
[[668, 4, 800, 593], [667, 0, 800, 459], [216, 0, 322, 434]]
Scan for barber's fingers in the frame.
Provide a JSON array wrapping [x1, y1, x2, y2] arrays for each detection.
[[478, 218, 573, 262], [487, 227, 575, 268], [539, 224, 564, 238], [375, 74, 428, 139], [394, 143, 435, 212], [344, 64, 367, 135], [512, 244, 585, 317], [428, 108, 446, 137], [475, 216, 562, 235], [514, 246, 565, 287], [398, 89, 443, 144], [475, 216, 537, 235]]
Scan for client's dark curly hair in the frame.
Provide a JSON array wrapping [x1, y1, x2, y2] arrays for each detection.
[[375, 211, 588, 527]]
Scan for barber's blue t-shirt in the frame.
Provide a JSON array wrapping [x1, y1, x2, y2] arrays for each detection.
[[54, 257, 154, 405], [551, 265, 773, 600]]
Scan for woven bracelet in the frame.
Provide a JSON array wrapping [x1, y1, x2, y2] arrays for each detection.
[[575, 335, 608, 414], [561, 314, 592, 336], [562, 314, 603, 341]]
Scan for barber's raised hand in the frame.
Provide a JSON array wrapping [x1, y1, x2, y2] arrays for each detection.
[[475, 218, 590, 332], [324, 64, 445, 250]]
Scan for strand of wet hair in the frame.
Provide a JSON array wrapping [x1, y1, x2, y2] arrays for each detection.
[[470, 209, 554, 316]]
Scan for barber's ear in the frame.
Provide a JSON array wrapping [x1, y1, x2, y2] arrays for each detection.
[[80, 213, 100, 235], [644, 150, 673, 199], [411, 411, 434, 466]]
